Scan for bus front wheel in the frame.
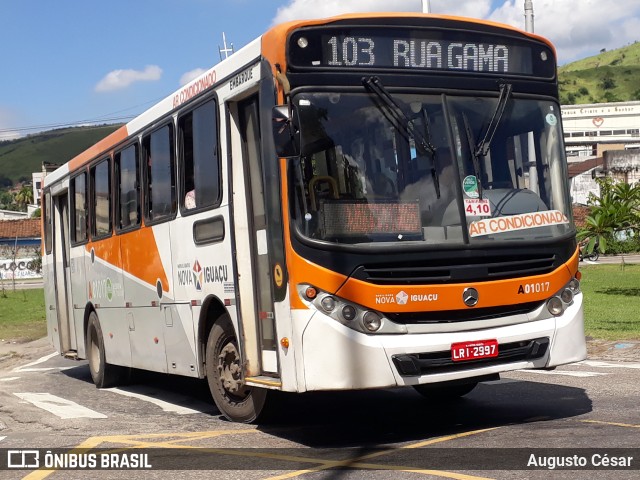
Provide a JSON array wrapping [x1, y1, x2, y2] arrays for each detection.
[[86, 312, 125, 388], [205, 315, 267, 423]]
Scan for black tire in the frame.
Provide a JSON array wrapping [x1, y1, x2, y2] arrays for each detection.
[[587, 251, 599, 262], [413, 381, 478, 401], [86, 311, 125, 388], [205, 315, 267, 423]]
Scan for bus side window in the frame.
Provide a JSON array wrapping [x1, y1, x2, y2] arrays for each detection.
[[90, 157, 112, 239], [143, 124, 175, 223], [70, 172, 88, 244], [179, 99, 220, 212], [115, 143, 140, 230]]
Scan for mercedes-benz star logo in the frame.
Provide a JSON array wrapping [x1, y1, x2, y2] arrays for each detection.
[[462, 287, 479, 307]]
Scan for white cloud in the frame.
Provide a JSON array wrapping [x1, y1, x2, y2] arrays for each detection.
[[95, 65, 162, 92], [272, 0, 423, 25], [487, 0, 640, 63], [272, 0, 640, 64], [180, 68, 208, 87]]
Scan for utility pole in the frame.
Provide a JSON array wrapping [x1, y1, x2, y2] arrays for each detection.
[[524, 0, 534, 33], [218, 32, 234, 61], [421, 0, 431, 14]]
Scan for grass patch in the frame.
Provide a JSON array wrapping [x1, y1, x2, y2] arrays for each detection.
[[579, 264, 640, 340], [0, 287, 46, 342]]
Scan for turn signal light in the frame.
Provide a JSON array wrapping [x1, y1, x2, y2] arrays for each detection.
[[305, 286, 318, 300]]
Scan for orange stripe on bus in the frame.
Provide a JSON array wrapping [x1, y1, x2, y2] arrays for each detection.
[[68, 126, 129, 172], [86, 227, 169, 292]]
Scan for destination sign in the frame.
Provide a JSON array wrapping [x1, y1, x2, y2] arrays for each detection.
[[288, 27, 554, 78]]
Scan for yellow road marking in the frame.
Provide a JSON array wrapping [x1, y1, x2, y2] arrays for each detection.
[[265, 427, 499, 480], [22, 426, 498, 480], [581, 420, 640, 429]]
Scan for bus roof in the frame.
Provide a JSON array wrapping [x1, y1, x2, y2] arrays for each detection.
[[45, 12, 554, 187]]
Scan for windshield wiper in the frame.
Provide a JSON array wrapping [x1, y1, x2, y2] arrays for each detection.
[[465, 83, 513, 199], [362, 76, 440, 198], [476, 83, 512, 158]]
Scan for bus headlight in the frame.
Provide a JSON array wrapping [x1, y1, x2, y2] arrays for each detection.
[[560, 288, 574, 304], [363, 311, 382, 332], [297, 284, 407, 335], [341, 305, 357, 321], [547, 296, 564, 316], [320, 295, 336, 312], [546, 277, 580, 316]]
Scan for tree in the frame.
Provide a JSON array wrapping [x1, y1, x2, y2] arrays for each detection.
[[14, 185, 34, 209], [579, 178, 640, 253]]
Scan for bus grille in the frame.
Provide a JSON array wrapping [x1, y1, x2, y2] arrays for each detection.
[[357, 253, 557, 285], [385, 301, 545, 324], [392, 337, 549, 376]]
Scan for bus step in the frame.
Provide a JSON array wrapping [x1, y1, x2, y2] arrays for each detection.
[[245, 376, 282, 389], [62, 351, 79, 360]]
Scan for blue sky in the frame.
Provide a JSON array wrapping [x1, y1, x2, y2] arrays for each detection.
[[1, 0, 639, 140]]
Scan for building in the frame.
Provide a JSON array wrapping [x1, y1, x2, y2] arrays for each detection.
[[561, 101, 640, 158], [562, 101, 640, 205], [0, 218, 42, 280]]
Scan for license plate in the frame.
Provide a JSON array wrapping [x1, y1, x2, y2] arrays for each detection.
[[451, 339, 499, 362]]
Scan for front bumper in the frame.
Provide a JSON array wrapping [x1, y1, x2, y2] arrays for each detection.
[[299, 293, 585, 391]]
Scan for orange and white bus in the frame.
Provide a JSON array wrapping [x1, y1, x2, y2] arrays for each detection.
[[43, 13, 585, 422]]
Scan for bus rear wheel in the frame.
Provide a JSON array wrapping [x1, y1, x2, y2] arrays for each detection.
[[205, 315, 267, 423], [86, 312, 125, 388], [413, 381, 478, 401]]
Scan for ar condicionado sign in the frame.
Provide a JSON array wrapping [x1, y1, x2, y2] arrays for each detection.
[[469, 210, 569, 237]]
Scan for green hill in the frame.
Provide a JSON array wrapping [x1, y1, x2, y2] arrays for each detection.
[[558, 42, 640, 105], [0, 125, 121, 184]]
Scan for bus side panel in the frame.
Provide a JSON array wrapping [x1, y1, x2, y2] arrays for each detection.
[[124, 223, 172, 374], [86, 245, 131, 367], [70, 246, 88, 358]]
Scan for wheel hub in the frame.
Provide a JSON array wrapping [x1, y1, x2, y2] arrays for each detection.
[[217, 342, 244, 394]]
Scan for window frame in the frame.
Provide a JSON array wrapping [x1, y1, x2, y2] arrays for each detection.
[[177, 96, 222, 216], [43, 189, 52, 254], [90, 156, 113, 241], [142, 122, 177, 226], [70, 170, 89, 246], [114, 141, 141, 234]]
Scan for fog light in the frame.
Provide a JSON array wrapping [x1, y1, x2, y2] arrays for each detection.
[[341, 305, 357, 321], [560, 288, 574, 304], [363, 311, 382, 332], [320, 295, 336, 312], [547, 296, 564, 316]]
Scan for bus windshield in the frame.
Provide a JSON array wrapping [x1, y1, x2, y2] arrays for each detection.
[[289, 88, 572, 246]]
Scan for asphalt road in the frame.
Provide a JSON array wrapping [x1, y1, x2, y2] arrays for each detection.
[[0, 346, 638, 480]]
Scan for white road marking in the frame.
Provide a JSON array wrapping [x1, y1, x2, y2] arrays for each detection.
[[105, 386, 213, 415], [14, 352, 57, 369], [518, 369, 607, 378], [0, 377, 21, 382], [578, 360, 640, 370], [0, 436, 6, 442], [14, 393, 107, 419], [13, 366, 74, 373], [13, 352, 75, 373]]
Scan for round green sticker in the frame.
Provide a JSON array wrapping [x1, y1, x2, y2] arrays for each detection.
[[463, 175, 479, 198]]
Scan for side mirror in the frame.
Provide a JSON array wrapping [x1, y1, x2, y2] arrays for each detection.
[[272, 105, 299, 158]]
